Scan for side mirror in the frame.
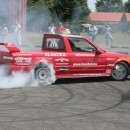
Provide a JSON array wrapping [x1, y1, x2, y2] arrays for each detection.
[[96, 48, 102, 55]]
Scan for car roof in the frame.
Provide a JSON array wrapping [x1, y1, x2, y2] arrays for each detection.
[[44, 33, 85, 38]]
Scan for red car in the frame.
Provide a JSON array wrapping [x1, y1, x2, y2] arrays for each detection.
[[0, 34, 130, 85]]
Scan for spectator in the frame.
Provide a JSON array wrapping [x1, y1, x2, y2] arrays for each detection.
[[1, 23, 8, 42], [0, 25, 2, 42], [48, 23, 56, 34], [63, 24, 71, 35], [55, 22, 66, 34], [13, 21, 21, 45], [105, 24, 113, 48], [64, 28, 71, 35], [88, 23, 98, 41]]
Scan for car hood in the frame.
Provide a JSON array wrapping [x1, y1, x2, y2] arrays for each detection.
[[102, 51, 130, 62], [105, 51, 130, 57]]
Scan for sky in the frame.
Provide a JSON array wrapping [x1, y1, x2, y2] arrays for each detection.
[[87, 0, 128, 12]]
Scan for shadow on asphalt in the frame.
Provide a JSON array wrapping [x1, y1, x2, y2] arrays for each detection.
[[55, 77, 130, 85]]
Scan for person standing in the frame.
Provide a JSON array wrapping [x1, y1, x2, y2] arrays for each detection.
[[1, 24, 8, 42], [48, 23, 56, 34], [105, 24, 113, 48], [13, 21, 21, 46], [55, 22, 66, 34], [88, 23, 98, 41]]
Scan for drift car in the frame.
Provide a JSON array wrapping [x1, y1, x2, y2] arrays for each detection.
[[0, 33, 130, 85]]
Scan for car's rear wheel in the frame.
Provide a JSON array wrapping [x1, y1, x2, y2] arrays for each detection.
[[34, 62, 56, 86], [111, 62, 129, 81]]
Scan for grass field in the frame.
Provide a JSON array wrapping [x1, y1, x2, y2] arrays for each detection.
[[82, 32, 130, 48]]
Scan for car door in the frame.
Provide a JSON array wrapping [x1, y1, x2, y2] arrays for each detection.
[[68, 37, 107, 75], [43, 37, 70, 77]]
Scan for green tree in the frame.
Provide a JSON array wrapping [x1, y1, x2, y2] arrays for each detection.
[[124, 0, 130, 12], [54, 0, 90, 22], [118, 13, 129, 32], [95, 0, 124, 12], [44, 0, 57, 21], [27, 0, 90, 31], [27, 0, 38, 6], [27, 0, 53, 31], [54, 0, 75, 22], [72, 0, 90, 22]]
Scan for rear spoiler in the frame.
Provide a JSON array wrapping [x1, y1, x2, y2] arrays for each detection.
[[0, 43, 20, 53]]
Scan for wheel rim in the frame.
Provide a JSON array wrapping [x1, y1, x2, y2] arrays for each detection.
[[112, 64, 127, 80], [37, 68, 49, 81]]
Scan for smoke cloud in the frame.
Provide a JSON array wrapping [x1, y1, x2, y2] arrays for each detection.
[[27, 1, 52, 32], [0, 65, 56, 88], [0, 1, 57, 88], [0, 65, 32, 88]]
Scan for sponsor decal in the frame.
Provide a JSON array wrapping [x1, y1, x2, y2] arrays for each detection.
[[105, 69, 111, 73], [15, 63, 32, 65], [59, 67, 68, 71], [15, 57, 32, 65], [55, 63, 69, 65], [55, 58, 69, 62], [107, 64, 114, 66], [45, 53, 66, 57], [12, 53, 32, 56], [73, 73, 101, 76], [73, 62, 97, 66], [3, 56, 13, 60], [75, 53, 95, 57]]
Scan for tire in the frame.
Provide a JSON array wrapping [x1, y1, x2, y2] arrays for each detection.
[[34, 62, 56, 86], [111, 62, 129, 81]]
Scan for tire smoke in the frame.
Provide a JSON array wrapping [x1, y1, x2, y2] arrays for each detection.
[[0, 64, 56, 88]]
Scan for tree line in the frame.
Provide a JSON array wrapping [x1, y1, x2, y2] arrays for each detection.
[[26, 0, 130, 32]]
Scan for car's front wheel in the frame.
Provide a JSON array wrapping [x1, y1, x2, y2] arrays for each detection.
[[34, 62, 56, 86], [111, 62, 129, 81]]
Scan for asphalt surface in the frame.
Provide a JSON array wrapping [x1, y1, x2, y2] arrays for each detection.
[[0, 76, 130, 130], [0, 43, 130, 130]]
